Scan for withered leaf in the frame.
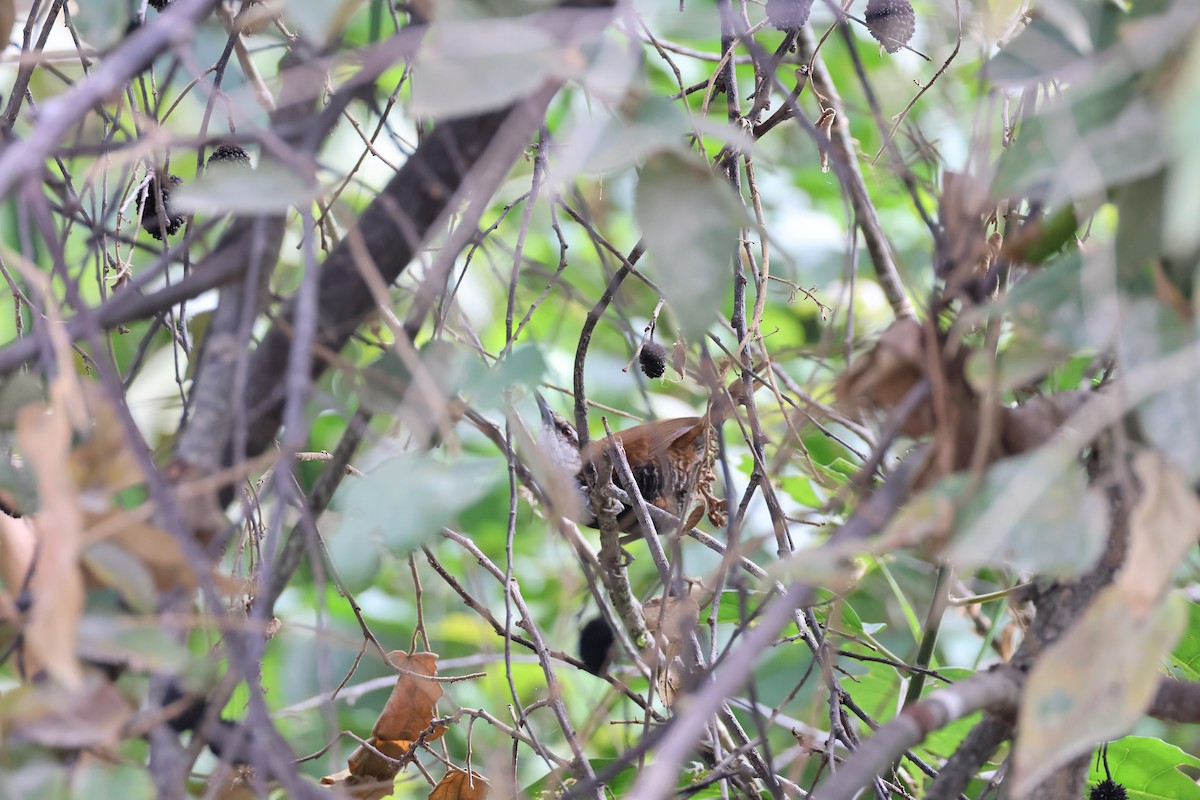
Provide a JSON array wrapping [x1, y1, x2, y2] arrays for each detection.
[[85, 517, 197, 593], [16, 402, 85, 688], [643, 589, 701, 708], [1117, 451, 1200, 613], [347, 738, 407, 783], [69, 390, 143, 497], [321, 765, 397, 800], [4, 672, 133, 748], [373, 651, 447, 743], [836, 318, 931, 436], [430, 769, 489, 800], [1013, 587, 1185, 795]]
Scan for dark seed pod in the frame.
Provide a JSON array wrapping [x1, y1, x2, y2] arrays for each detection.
[[140, 173, 184, 240], [639, 341, 667, 379], [578, 616, 615, 676], [149, 0, 172, 10], [206, 144, 251, 168], [765, 0, 814, 31], [1089, 780, 1127, 800], [865, 0, 916, 54]]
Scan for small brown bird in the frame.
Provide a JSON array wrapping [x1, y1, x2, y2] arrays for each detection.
[[535, 393, 725, 534]]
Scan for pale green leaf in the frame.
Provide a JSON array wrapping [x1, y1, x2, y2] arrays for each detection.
[[1088, 736, 1200, 800], [1014, 591, 1186, 795], [172, 162, 318, 215], [634, 152, 743, 341]]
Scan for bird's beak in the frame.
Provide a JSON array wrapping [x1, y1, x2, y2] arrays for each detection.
[[535, 391, 557, 428]]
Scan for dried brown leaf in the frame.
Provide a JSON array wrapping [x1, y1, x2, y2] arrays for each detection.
[[373, 651, 446, 744], [816, 108, 836, 173], [69, 391, 143, 496], [0, 2, 13, 63], [429, 769, 489, 800], [0, 513, 34, 601], [347, 739, 406, 783], [999, 391, 1090, 455], [88, 517, 197, 592], [836, 318, 932, 435], [937, 171, 991, 290], [322, 764, 396, 800], [16, 402, 84, 688], [672, 339, 687, 377], [4, 672, 133, 748], [643, 590, 700, 707], [1013, 587, 1185, 795], [1117, 451, 1200, 613]]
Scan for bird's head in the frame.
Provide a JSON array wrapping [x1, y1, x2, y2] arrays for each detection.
[[536, 391, 582, 472]]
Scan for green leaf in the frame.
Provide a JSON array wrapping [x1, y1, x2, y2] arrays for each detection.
[[1015, 591, 1186, 795], [888, 451, 1109, 577], [284, 0, 365, 43], [1169, 601, 1200, 680], [1088, 736, 1200, 800], [409, 15, 618, 118], [329, 453, 499, 577], [1166, 29, 1200, 258], [173, 162, 319, 215], [985, 14, 1089, 86], [779, 473, 824, 509], [994, 81, 1163, 203], [68, 761, 155, 800], [991, 251, 1115, 354], [1115, 172, 1168, 285], [462, 344, 546, 407], [71, 0, 128, 49], [634, 152, 743, 341], [965, 335, 1072, 395], [1120, 299, 1200, 479]]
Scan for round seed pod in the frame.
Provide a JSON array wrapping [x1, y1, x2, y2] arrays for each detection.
[[639, 341, 667, 379], [865, 0, 916, 54], [765, 0, 814, 30], [1089, 780, 1127, 800], [578, 617, 615, 676], [206, 144, 251, 168], [140, 173, 184, 240]]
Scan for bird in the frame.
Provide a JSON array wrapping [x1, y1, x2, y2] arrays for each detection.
[[534, 392, 726, 535]]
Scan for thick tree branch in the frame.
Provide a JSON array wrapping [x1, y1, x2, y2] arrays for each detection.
[[811, 668, 1022, 800], [1149, 677, 1200, 723], [795, 27, 915, 321]]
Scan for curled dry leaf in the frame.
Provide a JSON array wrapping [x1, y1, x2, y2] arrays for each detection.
[[429, 769, 490, 800], [84, 518, 197, 596], [330, 651, 448, 797], [374, 651, 447, 742], [816, 107, 836, 173], [643, 586, 701, 707], [6, 671, 133, 749], [1011, 450, 1198, 793], [839, 318, 1090, 490], [70, 390, 143, 498], [672, 338, 687, 377], [998, 391, 1090, 455], [937, 171, 993, 301], [836, 318, 933, 437], [320, 767, 396, 800], [16, 402, 85, 689], [1013, 588, 1185, 795], [1116, 451, 1200, 613]]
